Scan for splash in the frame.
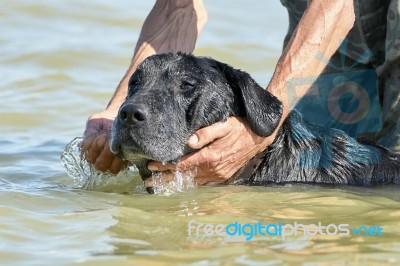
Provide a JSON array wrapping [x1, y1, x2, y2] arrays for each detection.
[[151, 168, 197, 196], [61, 137, 197, 195], [61, 137, 140, 193]]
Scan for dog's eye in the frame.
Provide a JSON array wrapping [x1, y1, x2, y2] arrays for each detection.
[[127, 80, 140, 97], [128, 70, 141, 87], [130, 79, 140, 87], [181, 81, 196, 90]]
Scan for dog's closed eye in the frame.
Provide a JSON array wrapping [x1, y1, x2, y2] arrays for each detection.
[[181, 80, 196, 90]]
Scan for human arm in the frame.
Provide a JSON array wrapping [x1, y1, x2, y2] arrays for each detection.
[[148, 0, 355, 184], [81, 0, 208, 173]]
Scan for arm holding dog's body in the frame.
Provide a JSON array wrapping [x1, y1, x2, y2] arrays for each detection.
[[150, 0, 356, 184], [81, 0, 207, 173], [267, 0, 355, 121]]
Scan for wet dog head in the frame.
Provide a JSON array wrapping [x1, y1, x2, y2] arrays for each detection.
[[110, 53, 282, 179]]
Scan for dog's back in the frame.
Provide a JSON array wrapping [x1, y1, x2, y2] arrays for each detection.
[[246, 111, 400, 186]]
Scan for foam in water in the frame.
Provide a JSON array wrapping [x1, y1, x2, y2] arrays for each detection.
[[61, 137, 196, 195]]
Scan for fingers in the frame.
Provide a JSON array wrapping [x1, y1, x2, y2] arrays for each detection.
[[147, 151, 206, 172], [93, 138, 117, 172], [83, 118, 100, 138], [144, 171, 175, 188], [81, 133, 95, 155], [82, 129, 126, 174], [147, 118, 237, 179], [109, 157, 127, 175], [85, 134, 108, 164], [145, 171, 176, 195], [84, 134, 127, 174], [145, 177, 154, 189], [82, 119, 102, 155], [147, 161, 177, 172], [175, 147, 210, 169], [80, 111, 125, 174], [81, 117, 106, 161], [188, 119, 233, 149]]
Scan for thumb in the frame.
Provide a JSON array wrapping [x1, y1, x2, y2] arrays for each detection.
[[188, 119, 233, 149]]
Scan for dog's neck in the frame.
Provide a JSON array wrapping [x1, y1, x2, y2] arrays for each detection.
[[223, 149, 269, 185], [223, 131, 284, 185]]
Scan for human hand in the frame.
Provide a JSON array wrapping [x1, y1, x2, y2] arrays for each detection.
[[146, 117, 277, 186], [81, 109, 127, 174]]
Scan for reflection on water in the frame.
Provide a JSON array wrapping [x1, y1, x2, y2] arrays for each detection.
[[107, 185, 400, 265], [1, 0, 400, 265]]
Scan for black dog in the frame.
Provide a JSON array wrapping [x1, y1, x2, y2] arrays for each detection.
[[110, 52, 400, 190]]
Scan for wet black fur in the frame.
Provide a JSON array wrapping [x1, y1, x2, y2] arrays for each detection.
[[111, 53, 400, 186]]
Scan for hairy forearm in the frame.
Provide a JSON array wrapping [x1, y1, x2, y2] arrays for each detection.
[[267, 0, 355, 120], [107, 0, 207, 111]]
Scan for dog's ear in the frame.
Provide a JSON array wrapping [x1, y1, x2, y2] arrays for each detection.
[[212, 60, 283, 137]]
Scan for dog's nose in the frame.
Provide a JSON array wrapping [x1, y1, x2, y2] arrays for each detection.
[[118, 103, 148, 125]]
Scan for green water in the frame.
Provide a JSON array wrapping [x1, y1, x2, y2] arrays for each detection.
[[1, 1, 400, 265]]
